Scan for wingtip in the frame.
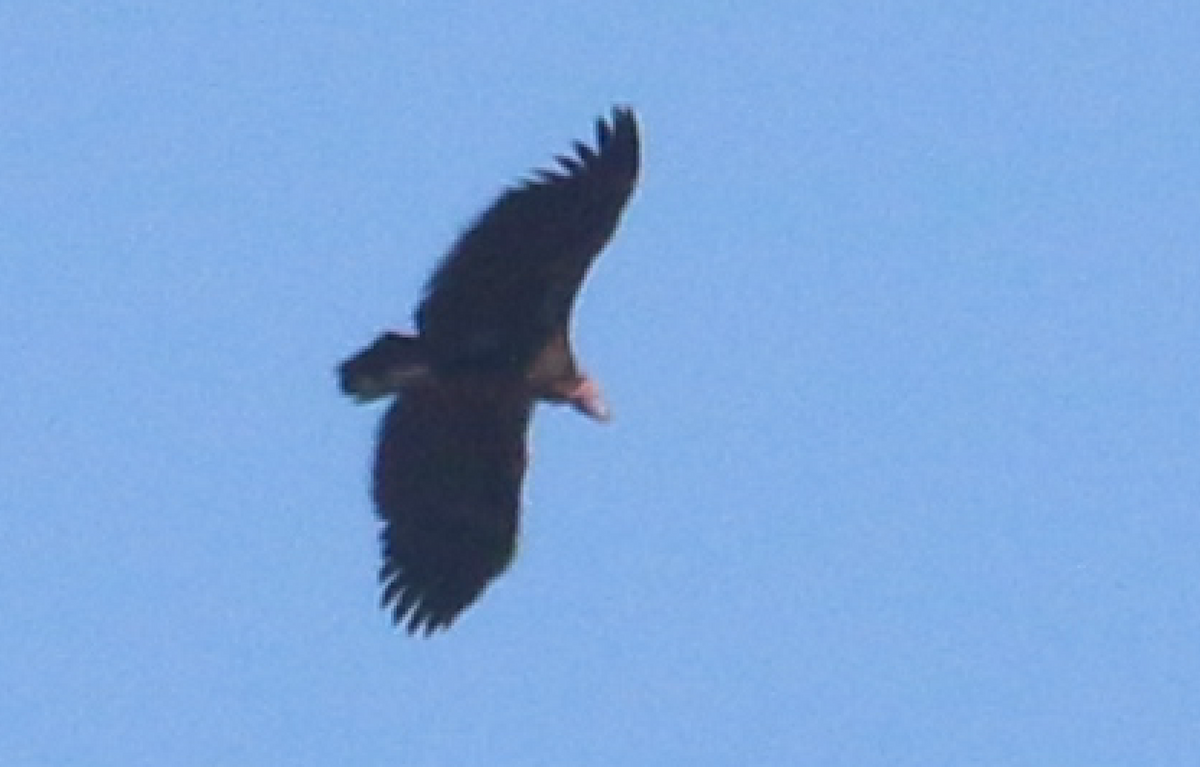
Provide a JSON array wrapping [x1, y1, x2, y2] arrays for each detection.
[[610, 103, 636, 121], [594, 105, 640, 186], [599, 105, 638, 142], [379, 571, 460, 637], [519, 106, 639, 188]]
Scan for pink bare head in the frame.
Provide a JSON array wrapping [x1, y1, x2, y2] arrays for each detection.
[[568, 376, 610, 422]]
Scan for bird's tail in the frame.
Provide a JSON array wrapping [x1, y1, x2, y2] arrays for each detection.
[[338, 332, 431, 403]]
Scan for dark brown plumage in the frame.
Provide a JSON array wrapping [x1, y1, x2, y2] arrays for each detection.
[[339, 107, 640, 635]]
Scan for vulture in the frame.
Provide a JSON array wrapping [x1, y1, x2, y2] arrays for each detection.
[[339, 107, 640, 635]]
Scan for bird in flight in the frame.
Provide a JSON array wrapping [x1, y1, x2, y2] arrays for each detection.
[[339, 107, 640, 635]]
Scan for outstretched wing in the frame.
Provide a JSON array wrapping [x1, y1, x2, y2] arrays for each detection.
[[372, 378, 533, 635], [416, 107, 640, 371]]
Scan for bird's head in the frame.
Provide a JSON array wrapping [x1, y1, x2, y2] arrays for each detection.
[[566, 375, 610, 422]]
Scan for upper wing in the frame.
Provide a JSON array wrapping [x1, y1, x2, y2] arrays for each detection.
[[416, 107, 640, 371], [372, 377, 533, 635]]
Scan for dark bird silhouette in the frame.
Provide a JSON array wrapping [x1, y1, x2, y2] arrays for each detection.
[[339, 107, 640, 635]]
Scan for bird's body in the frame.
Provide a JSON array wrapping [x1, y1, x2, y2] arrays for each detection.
[[340, 108, 640, 634]]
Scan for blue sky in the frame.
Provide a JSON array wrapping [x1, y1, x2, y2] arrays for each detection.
[[4, 2, 1200, 764]]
